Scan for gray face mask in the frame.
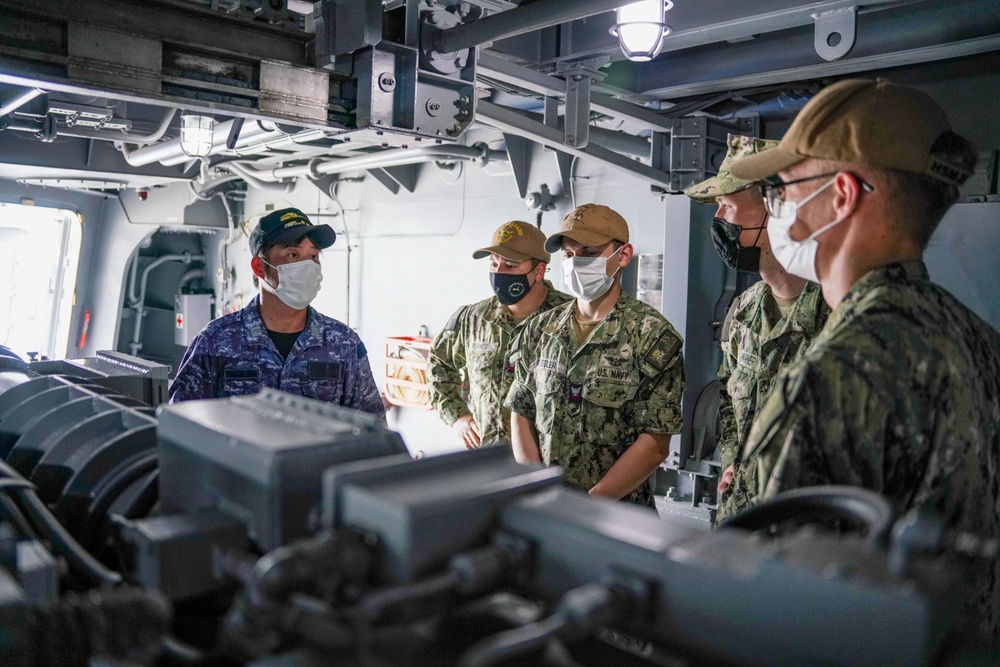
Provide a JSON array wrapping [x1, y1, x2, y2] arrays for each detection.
[[562, 246, 622, 301], [261, 258, 323, 309]]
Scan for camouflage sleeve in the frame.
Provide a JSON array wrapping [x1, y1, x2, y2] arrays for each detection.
[[634, 328, 684, 435], [716, 303, 740, 468], [503, 327, 536, 420], [168, 331, 219, 403], [739, 358, 888, 510], [343, 342, 386, 419], [427, 306, 471, 426]]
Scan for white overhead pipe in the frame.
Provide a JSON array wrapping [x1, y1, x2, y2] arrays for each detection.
[[233, 143, 506, 182], [0, 88, 45, 117], [225, 162, 296, 192], [116, 107, 177, 153], [123, 119, 282, 167], [225, 128, 330, 159]]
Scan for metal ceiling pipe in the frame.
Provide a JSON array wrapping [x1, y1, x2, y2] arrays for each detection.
[[478, 53, 673, 133], [237, 144, 507, 182], [123, 119, 281, 167], [117, 108, 178, 159], [435, 0, 626, 53], [0, 88, 45, 118], [190, 174, 243, 199], [52, 121, 181, 144], [477, 100, 672, 189], [2, 108, 178, 145], [225, 162, 296, 192], [223, 128, 331, 161], [498, 106, 651, 158]]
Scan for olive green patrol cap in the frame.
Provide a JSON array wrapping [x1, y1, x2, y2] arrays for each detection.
[[544, 203, 629, 252], [683, 134, 780, 203], [473, 220, 550, 263], [730, 78, 974, 187]]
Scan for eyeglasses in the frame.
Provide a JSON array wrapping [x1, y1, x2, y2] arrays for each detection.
[[759, 172, 874, 218]]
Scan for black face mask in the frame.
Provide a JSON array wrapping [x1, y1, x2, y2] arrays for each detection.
[[711, 215, 766, 273], [490, 271, 533, 305]]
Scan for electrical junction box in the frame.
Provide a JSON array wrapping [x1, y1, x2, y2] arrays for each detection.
[[174, 292, 214, 346]]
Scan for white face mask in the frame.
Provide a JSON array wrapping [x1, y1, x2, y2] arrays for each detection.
[[767, 177, 846, 283], [260, 258, 323, 310], [562, 245, 623, 301]]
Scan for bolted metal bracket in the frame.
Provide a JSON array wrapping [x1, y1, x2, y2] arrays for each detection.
[[422, 9, 472, 75], [663, 115, 758, 193], [813, 6, 857, 62], [524, 183, 556, 211], [503, 132, 533, 200], [556, 57, 609, 150]]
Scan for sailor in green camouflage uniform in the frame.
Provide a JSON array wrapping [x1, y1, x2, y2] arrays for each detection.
[[505, 204, 684, 508], [428, 221, 571, 448], [729, 78, 1000, 637], [684, 134, 830, 522], [713, 282, 827, 520]]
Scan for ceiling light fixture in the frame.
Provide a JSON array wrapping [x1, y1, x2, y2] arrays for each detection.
[[611, 0, 673, 63], [179, 113, 215, 158]]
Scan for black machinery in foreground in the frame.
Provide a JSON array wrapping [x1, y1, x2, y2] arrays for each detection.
[[0, 344, 995, 666]]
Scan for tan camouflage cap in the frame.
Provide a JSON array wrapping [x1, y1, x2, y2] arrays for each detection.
[[472, 220, 550, 263], [730, 78, 973, 187], [683, 134, 779, 204], [544, 203, 629, 252]]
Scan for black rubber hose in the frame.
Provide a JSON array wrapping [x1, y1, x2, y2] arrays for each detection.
[[87, 453, 158, 533], [160, 636, 208, 665], [458, 612, 570, 667], [0, 489, 40, 540], [717, 485, 894, 546], [33, 586, 171, 666], [459, 582, 626, 667], [357, 571, 461, 622], [18, 491, 123, 586], [0, 457, 122, 585]]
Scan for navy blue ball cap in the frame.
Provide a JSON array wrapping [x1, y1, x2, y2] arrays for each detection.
[[249, 207, 336, 256]]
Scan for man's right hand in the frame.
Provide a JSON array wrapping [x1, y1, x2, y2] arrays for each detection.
[[718, 464, 734, 492], [454, 413, 481, 449]]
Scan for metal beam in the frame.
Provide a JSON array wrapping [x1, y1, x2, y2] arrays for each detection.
[[0, 0, 311, 66], [478, 101, 671, 190], [477, 53, 674, 133], [639, 33, 1000, 100], [435, 0, 623, 54], [490, 106, 651, 158], [631, 0, 1000, 99], [483, 0, 913, 72], [652, 0, 908, 55]]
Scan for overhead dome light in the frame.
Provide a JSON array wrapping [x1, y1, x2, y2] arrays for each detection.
[[611, 0, 673, 62], [179, 113, 215, 158]]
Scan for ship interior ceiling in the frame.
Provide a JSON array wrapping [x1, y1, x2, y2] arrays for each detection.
[[0, 0, 998, 664]]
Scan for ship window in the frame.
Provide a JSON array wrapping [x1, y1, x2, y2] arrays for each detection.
[[0, 203, 82, 360]]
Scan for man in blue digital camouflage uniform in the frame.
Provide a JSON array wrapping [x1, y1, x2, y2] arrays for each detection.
[[169, 207, 384, 417], [729, 78, 1000, 636]]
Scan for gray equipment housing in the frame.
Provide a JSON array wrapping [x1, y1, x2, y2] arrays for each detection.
[[500, 488, 955, 667], [158, 388, 408, 551], [28, 351, 170, 407], [322, 446, 562, 582]]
